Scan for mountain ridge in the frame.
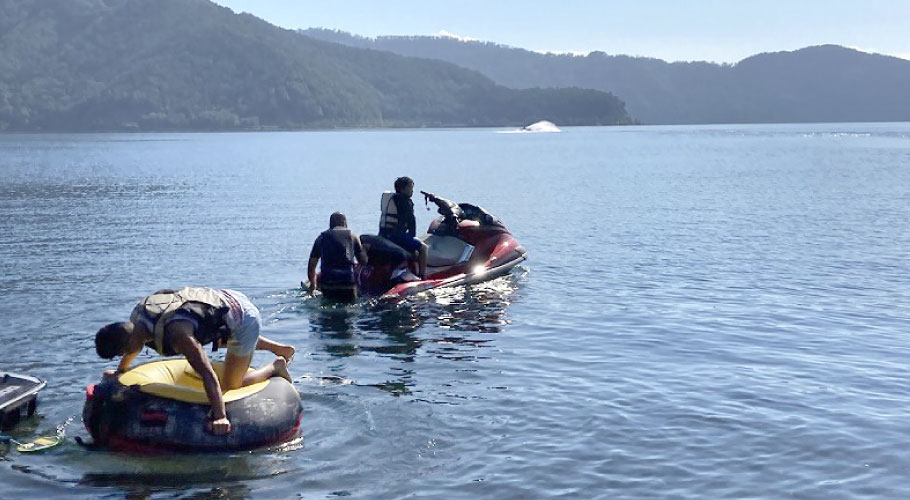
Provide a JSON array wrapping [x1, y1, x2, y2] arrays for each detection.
[[304, 29, 910, 125], [0, 0, 631, 132]]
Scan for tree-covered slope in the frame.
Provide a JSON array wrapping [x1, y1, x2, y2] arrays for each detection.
[[0, 0, 632, 131], [306, 29, 910, 125]]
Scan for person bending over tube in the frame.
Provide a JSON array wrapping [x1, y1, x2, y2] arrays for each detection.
[[308, 211, 368, 302], [94, 287, 295, 435]]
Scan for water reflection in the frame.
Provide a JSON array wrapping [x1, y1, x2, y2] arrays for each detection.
[[416, 276, 523, 334], [0, 180, 190, 201], [79, 451, 295, 499], [4, 426, 300, 498], [296, 270, 526, 397], [80, 474, 255, 499], [307, 271, 524, 351]]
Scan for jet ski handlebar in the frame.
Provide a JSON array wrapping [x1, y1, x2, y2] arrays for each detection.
[[421, 191, 460, 221]]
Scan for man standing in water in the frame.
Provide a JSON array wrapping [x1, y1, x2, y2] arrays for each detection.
[[307, 211, 368, 302], [94, 287, 295, 435], [380, 176, 428, 278]]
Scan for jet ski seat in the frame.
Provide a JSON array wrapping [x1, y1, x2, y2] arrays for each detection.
[[361, 234, 410, 265], [423, 235, 474, 268]]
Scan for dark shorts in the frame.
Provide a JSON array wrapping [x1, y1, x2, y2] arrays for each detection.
[[386, 233, 422, 253], [321, 267, 356, 286], [321, 287, 358, 303]]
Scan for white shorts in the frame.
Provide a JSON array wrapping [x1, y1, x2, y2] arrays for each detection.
[[221, 289, 261, 357]]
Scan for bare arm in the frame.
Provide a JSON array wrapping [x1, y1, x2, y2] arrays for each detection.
[[115, 348, 140, 374], [307, 236, 322, 294], [355, 235, 368, 265], [307, 257, 319, 294], [106, 329, 145, 376], [169, 322, 230, 435]]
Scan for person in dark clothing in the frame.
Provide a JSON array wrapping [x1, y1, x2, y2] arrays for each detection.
[[379, 176, 428, 278], [307, 212, 368, 302]]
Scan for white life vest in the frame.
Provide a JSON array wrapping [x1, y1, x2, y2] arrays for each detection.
[[130, 287, 229, 355], [379, 191, 399, 235]]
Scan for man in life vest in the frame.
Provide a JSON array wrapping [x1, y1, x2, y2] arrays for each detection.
[[379, 176, 428, 278], [307, 212, 368, 302], [94, 287, 296, 435]]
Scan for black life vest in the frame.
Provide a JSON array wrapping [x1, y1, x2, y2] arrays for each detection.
[[319, 228, 358, 285]]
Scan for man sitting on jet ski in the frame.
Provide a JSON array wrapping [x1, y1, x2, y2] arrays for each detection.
[[380, 176, 428, 278]]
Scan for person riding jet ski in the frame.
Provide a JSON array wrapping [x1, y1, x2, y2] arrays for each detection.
[[379, 176, 428, 278]]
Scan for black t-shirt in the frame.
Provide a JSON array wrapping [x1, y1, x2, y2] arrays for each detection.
[[391, 193, 416, 238]]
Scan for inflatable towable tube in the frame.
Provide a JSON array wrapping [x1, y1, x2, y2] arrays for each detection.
[[83, 360, 302, 453]]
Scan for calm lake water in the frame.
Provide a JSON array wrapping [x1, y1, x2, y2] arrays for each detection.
[[1, 123, 909, 499]]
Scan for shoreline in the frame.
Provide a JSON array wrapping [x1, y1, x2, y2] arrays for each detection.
[[3, 120, 910, 135]]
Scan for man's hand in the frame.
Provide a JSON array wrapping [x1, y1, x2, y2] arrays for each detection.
[[209, 416, 232, 435], [170, 321, 230, 437], [102, 369, 118, 379], [308, 256, 320, 295]]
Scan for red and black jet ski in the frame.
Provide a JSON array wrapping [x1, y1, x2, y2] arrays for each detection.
[[358, 191, 527, 300]]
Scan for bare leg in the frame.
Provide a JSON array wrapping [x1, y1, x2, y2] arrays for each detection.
[[417, 242, 428, 279], [221, 352, 292, 390], [220, 352, 253, 390], [256, 336, 295, 361]]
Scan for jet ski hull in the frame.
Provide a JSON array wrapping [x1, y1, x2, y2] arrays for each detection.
[[383, 235, 527, 299]]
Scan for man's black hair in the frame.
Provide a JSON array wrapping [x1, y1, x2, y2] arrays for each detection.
[[95, 322, 131, 359], [394, 176, 414, 193], [329, 211, 347, 228]]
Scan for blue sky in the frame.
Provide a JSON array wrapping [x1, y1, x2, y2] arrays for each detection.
[[211, 0, 910, 63]]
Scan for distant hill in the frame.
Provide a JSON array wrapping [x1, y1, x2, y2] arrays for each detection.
[[0, 0, 631, 132], [305, 29, 910, 125]]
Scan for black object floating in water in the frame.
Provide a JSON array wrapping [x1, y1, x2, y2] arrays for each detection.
[[0, 372, 46, 431]]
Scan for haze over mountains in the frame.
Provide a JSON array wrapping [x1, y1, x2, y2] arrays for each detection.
[[306, 29, 910, 125], [0, 0, 630, 132]]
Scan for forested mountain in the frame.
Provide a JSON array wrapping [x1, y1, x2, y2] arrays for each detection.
[[0, 0, 631, 132], [306, 29, 910, 125]]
